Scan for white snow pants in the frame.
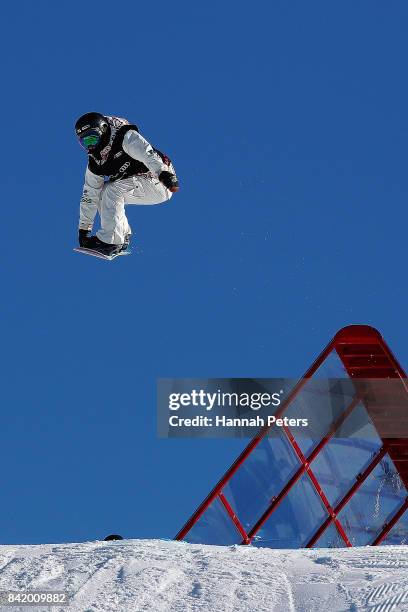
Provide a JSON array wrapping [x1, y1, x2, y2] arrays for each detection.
[[96, 174, 173, 245]]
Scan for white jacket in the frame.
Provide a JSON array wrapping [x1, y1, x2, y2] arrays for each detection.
[[79, 129, 169, 231]]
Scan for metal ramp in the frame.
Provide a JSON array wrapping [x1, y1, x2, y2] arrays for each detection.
[[175, 326, 408, 548]]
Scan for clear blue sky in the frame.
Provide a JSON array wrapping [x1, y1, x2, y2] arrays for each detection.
[[0, 1, 407, 544]]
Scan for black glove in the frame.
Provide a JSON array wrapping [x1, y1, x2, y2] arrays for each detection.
[[78, 229, 91, 247], [159, 171, 179, 192]]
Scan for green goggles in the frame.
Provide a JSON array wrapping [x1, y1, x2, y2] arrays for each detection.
[[78, 129, 102, 150]]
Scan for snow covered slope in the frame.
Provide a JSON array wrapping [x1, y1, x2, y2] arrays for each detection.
[[0, 539, 407, 611]]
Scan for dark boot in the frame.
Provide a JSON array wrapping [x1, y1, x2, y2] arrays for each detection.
[[120, 233, 131, 253], [85, 235, 123, 257]]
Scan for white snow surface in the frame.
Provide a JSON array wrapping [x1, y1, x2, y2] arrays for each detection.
[[0, 539, 407, 611]]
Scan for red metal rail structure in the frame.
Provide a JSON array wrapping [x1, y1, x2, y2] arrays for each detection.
[[175, 325, 408, 548]]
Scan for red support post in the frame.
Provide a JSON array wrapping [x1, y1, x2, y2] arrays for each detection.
[[371, 497, 408, 546], [247, 463, 307, 540], [280, 426, 352, 547], [306, 445, 388, 547], [218, 492, 250, 544]]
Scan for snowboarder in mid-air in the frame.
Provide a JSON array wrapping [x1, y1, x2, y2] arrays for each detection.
[[74, 112, 179, 258]]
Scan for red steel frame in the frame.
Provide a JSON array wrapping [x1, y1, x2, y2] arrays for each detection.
[[175, 325, 408, 547]]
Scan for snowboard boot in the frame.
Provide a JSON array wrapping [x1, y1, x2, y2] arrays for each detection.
[[120, 233, 131, 253], [85, 235, 123, 257]]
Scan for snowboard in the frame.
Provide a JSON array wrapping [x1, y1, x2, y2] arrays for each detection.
[[73, 247, 132, 261]]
